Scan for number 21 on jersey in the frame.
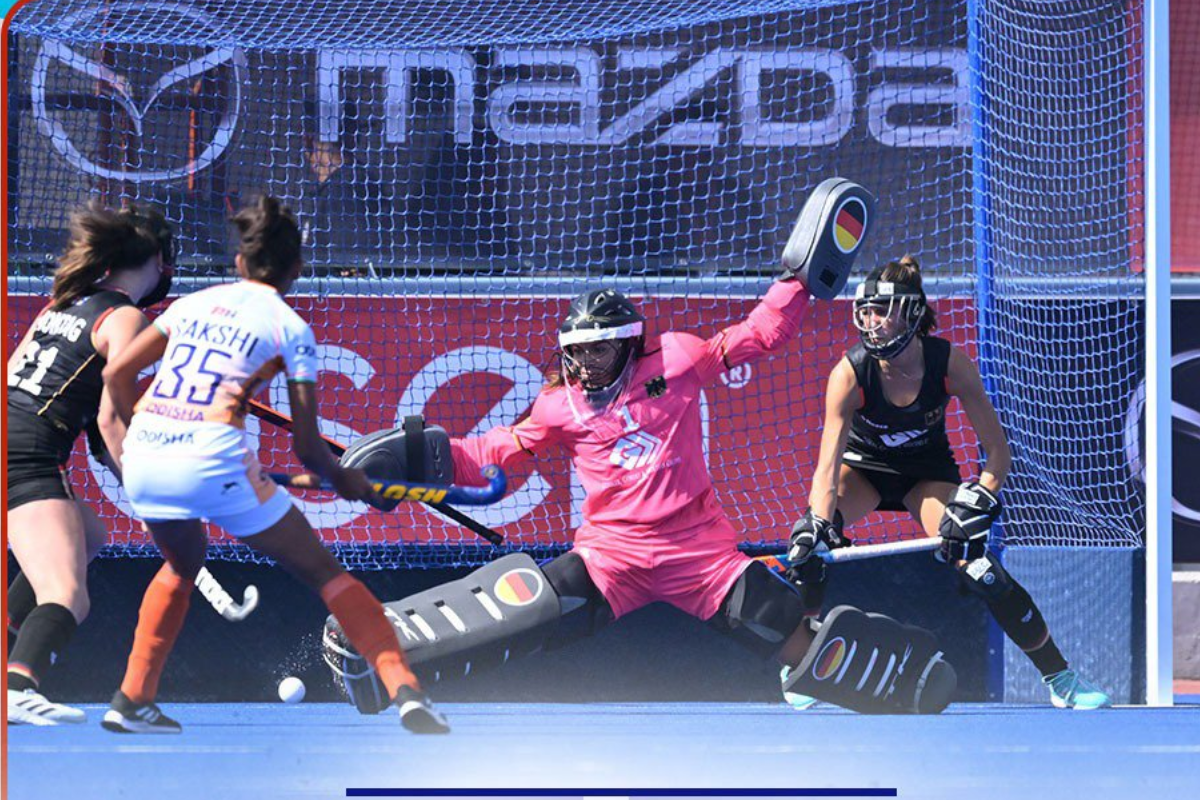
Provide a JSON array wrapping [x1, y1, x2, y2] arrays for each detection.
[[8, 341, 60, 396]]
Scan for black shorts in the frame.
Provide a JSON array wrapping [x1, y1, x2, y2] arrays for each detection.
[[709, 560, 809, 660], [7, 410, 77, 511], [845, 453, 962, 512]]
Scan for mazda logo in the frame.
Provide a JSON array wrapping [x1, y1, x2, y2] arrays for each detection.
[[31, 2, 245, 183], [1124, 349, 1200, 522]]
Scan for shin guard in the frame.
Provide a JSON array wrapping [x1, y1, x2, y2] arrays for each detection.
[[324, 553, 560, 713]]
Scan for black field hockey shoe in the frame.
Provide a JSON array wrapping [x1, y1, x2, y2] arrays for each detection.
[[395, 685, 450, 734], [101, 690, 182, 734]]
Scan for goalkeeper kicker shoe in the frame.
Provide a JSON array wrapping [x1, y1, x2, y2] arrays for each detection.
[[101, 690, 182, 734], [779, 666, 819, 711], [1045, 669, 1112, 710], [395, 685, 450, 734], [7, 688, 86, 725]]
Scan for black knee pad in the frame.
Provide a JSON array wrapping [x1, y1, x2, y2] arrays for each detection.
[[711, 561, 810, 660], [540, 552, 614, 648], [954, 553, 1050, 653], [954, 551, 1013, 603], [983, 576, 1049, 652]]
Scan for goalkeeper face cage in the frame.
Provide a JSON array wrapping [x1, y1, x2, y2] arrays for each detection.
[[559, 288, 645, 401], [853, 279, 927, 360]]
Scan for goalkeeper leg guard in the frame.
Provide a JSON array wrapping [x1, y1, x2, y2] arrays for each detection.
[[781, 605, 957, 714], [321, 573, 421, 701], [120, 565, 193, 704], [324, 553, 562, 714]]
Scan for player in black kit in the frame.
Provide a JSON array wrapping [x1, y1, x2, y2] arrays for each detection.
[[6, 202, 174, 725], [783, 255, 1111, 710]]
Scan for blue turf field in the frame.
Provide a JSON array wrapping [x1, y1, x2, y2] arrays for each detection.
[[8, 702, 1200, 800]]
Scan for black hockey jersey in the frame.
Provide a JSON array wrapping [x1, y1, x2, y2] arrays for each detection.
[[844, 336, 955, 473], [8, 290, 135, 447]]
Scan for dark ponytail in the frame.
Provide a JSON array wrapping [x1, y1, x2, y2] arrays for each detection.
[[51, 201, 161, 310], [232, 195, 302, 287], [879, 255, 937, 336]]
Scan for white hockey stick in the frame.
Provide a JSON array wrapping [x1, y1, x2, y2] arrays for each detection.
[[195, 566, 260, 622], [756, 537, 941, 571], [820, 537, 941, 564]]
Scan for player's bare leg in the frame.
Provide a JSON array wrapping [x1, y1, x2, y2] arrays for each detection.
[[835, 464, 884, 525], [8, 499, 115, 676]]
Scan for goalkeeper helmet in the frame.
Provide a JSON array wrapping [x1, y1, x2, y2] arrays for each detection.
[[559, 289, 645, 407], [853, 271, 927, 360]]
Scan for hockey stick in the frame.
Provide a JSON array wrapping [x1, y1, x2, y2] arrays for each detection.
[[755, 536, 941, 572], [248, 399, 506, 543], [271, 465, 508, 508], [136, 517, 259, 622], [195, 566, 259, 622], [247, 399, 347, 454]]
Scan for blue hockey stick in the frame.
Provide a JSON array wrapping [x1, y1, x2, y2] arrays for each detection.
[[272, 464, 508, 509]]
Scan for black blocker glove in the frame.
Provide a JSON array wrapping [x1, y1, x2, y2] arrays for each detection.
[[785, 509, 850, 613], [787, 508, 849, 566], [937, 481, 1001, 563]]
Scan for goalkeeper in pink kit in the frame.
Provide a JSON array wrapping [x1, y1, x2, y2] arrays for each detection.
[[324, 180, 957, 716]]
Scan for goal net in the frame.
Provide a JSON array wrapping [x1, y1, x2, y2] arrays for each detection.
[[6, 0, 1144, 576]]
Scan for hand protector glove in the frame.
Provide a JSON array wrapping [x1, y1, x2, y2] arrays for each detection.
[[937, 481, 1001, 563], [786, 509, 849, 575]]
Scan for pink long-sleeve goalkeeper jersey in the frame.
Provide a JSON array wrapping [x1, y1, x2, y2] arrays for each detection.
[[451, 280, 811, 539]]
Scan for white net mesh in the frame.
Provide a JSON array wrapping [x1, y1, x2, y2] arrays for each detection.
[[5, 0, 1144, 567]]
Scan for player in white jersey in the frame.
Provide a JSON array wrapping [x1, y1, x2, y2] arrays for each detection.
[[99, 196, 448, 735], [120, 269, 322, 526]]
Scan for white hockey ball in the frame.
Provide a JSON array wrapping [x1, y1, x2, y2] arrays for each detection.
[[278, 676, 306, 704]]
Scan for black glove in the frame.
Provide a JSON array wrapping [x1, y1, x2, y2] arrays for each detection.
[[791, 558, 829, 613], [937, 481, 1001, 562], [786, 509, 849, 576]]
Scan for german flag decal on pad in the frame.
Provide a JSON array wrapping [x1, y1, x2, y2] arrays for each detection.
[[493, 568, 545, 606], [833, 199, 867, 254]]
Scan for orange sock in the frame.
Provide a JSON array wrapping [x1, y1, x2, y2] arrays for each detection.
[[120, 564, 193, 704], [321, 573, 419, 699]]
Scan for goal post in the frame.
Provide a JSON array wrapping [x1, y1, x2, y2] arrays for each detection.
[[3, 0, 1168, 702]]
